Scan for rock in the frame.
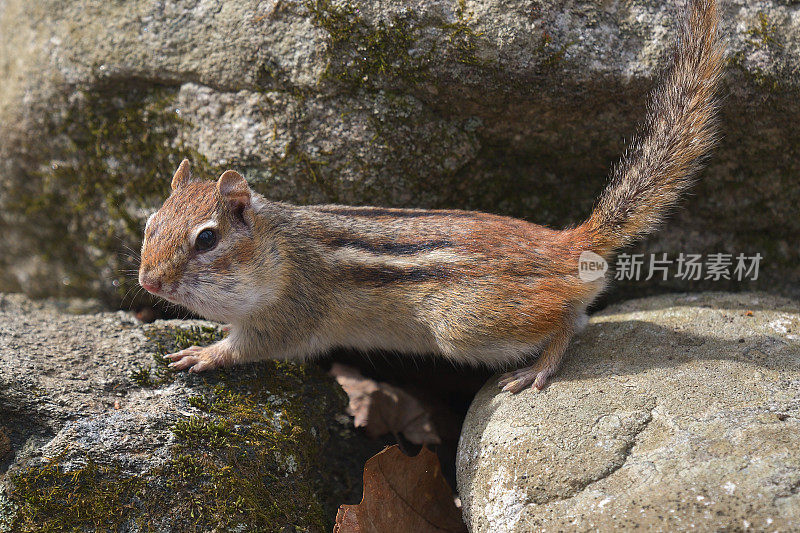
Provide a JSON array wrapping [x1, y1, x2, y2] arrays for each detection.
[[0, 293, 377, 531], [0, 0, 798, 304], [457, 292, 800, 532]]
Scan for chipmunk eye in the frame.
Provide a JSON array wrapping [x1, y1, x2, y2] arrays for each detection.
[[195, 228, 217, 252]]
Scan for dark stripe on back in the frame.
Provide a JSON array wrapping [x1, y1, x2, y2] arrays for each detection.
[[315, 206, 477, 219], [331, 237, 454, 256], [344, 265, 451, 285]]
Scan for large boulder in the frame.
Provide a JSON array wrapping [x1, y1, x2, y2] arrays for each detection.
[[0, 0, 798, 305], [456, 292, 800, 532], [0, 293, 376, 531]]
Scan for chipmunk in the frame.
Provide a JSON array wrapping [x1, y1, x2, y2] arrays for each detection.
[[139, 0, 722, 393]]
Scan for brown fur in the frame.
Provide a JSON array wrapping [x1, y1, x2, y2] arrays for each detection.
[[139, 0, 722, 392], [580, 0, 723, 256]]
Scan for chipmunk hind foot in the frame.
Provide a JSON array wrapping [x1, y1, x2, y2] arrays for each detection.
[[498, 325, 574, 393], [498, 360, 556, 393]]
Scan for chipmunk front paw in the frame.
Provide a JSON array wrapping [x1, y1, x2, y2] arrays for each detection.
[[166, 344, 228, 373]]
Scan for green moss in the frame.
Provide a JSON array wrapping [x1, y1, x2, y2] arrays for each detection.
[[727, 51, 785, 94], [130, 365, 154, 387], [131, 325, 226, 388], [305, 0, 432, 87], [441, 3, 486, 67], [536, 30, 574, 71], [3, 84, 221, 305], [304, 0, 570, 92], [304, 0, 492, 89], [164, 373, 331, 531], [9, 457, 146, 533], [154, 324, 340, 531], [172, 416, 233, 448], [17, 324, 349, 531], [173, 325, 225, 348], [746, 12, 782, 49]]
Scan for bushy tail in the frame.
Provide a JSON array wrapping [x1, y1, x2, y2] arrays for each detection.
[[581, 0, 723, 256]]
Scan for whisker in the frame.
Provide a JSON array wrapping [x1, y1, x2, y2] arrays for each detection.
[[113, 239, 142, 263], [119, 283, 140, 306], [125, 286, 145, 307], [132, 286, 148, 307], [119, 254, 141, 265]]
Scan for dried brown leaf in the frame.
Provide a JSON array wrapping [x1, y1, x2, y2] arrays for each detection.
[[330, 363, 440, 445], [334, 445, 466, 533]]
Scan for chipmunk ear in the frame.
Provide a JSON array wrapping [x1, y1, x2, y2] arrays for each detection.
[[171, 159, 192, 190], [217, 170, 251, 220]]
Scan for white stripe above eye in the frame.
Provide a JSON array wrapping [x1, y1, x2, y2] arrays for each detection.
[[190, 220, 219, 248]]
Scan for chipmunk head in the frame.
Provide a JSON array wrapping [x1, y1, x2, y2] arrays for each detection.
[[138, 159, 282, 322]]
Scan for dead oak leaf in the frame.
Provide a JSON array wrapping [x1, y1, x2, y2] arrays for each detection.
[[334, 445, 466, 533], [330, 363, 440, 445]]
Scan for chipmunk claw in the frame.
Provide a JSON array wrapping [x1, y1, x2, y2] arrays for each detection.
[[498, 365, 552, 393], [166, 345, 223, 373]]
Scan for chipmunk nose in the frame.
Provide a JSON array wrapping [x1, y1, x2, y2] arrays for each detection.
[[139, 272, 162, 294]]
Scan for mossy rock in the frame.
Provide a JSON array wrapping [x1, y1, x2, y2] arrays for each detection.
[[0, 83, 222, 309], [1, 0, 799, 306], [0, 294, 377, 532]]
